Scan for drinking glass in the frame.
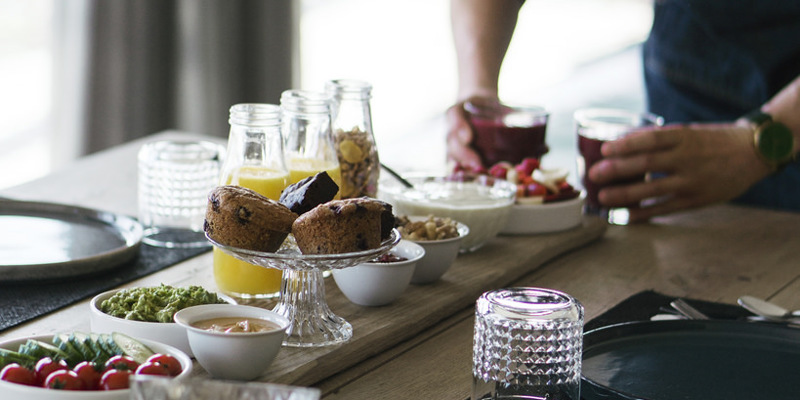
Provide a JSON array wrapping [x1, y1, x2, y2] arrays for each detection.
[[137, 140, 225, 248], [575, 108, 664, 225], [464, 98, 550, 166], [472, 287, 583, 400]]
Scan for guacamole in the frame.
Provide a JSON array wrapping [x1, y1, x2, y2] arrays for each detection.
[[100, 284, 227, 322]]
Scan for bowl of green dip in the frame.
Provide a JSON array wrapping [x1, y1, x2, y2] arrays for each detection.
[[90, 284, 234, 357]]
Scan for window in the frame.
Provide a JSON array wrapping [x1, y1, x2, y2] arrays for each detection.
[[0, 0, 53, 190]]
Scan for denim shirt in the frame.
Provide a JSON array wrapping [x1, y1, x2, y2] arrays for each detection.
[[643, 0, 800, 211]]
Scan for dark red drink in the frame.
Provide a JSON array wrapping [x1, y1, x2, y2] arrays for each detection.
[[578, 134, 644, 213], [470, 117, 549, 166], [465, 99, 549, 166]]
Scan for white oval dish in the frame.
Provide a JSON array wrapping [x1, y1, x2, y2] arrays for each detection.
[[90, 287, 235, 357], [0, 333, 192, 400], [173, 304, 289, 381], [500, 192, 584, 235], [332, 240, 425, 306], [379, 176, 515, 252], [399, 216, 469, 284]]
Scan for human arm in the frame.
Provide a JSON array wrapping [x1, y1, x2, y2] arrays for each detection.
[[588, 74, 800, 221], [446, 0, 524, 168]]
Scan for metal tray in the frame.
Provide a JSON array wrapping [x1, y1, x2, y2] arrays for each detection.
[[581, 319, 800, 400], [0, 199, 143, 282]]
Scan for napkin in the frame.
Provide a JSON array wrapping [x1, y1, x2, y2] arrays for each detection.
[[584, 290, 753, 332], [0, 244, 209, 333]]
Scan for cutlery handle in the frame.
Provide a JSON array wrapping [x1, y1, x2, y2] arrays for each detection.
[[670, 299, 710, 320]]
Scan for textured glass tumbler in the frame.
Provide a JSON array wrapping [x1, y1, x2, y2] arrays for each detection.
[[137, 140, 224, 248], [472, 287, 584, 400]]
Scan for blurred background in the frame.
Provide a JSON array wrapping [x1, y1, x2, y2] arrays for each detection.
[[0, 0, 652, 190]]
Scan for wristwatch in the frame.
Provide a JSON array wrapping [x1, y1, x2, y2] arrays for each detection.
[[743, 110, 795, 172]]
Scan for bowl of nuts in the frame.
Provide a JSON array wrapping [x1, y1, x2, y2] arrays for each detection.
[[395, 215, 469, 284]]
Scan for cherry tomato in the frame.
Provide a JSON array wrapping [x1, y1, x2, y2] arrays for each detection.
[[44, 369, 84, 390], [0, 363, 36, 386], [134, 361, 170, 376], [100, 369, 131, 391], [104, 355, 139, 372], [34, 357, 68, 386], [73, 361, 102, 390], [146, 353, 182, 376]]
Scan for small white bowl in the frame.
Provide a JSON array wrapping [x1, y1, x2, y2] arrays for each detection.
[[0, 334, 192, 400], [399, 216, 470, 284], [500, 192, 584, 235], [90, 287, 235, 357], [332, 240, 425, 306], [173, 304, 289, 381]]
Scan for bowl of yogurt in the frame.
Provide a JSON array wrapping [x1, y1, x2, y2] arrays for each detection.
[[380, 175, 515, 252]]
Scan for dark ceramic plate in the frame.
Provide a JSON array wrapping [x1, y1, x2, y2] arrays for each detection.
[[581, 319, 800, 400], [0, 199, 142, 282]]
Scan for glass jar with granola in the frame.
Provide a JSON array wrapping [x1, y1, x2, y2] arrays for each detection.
[[325, 79, 380, 198]]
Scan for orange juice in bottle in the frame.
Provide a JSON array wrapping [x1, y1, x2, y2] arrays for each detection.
[[213, 104, 288, 299]]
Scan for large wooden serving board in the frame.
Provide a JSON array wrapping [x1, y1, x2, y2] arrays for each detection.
[[255, 217, 606, 387]]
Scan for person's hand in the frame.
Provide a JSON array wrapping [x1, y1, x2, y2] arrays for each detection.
[[587, 122, 773, 222], [446, 99, 483, 169]]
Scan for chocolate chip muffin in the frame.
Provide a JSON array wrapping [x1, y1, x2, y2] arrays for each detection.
[[204, 185, 298, 252], [292, 197, 395, 254]]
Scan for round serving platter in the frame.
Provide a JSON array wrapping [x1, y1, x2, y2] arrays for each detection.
[[581, 319, 800, 400], [0, 199, 143, 282]]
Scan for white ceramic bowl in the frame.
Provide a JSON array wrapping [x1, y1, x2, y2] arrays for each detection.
[[332, 240, 425, 306], [173, 304, 289, 381], [0, 333, 192, 400], [380, 176, 515, 252], [90, 287, 235, 357], [399, 216, 470, 284], [501, 192, 585, 235]]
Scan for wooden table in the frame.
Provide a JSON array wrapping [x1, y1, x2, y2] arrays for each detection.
[[3, 131, 799, 399]]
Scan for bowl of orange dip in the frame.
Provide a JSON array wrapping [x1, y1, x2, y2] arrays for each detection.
[[174, 304, 289, 380]]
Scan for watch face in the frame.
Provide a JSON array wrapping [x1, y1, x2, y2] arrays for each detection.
[[757, 122, 794, 162]]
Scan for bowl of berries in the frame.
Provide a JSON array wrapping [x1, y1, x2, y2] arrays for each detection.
[[482, 158, 584, 235]]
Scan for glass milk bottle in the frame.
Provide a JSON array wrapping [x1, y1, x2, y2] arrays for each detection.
[[325, 79, 380, 198], [213, 103, 289, 299], [280, 89, 342, 192]]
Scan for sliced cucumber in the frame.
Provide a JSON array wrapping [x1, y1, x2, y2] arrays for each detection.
[[88, 334, 110, 360], [0, 348, 37, 368], [112, 332, 153, 364], [103, 334, 124, 356], [97, 334, 117, 356], [20, 339, 69, 361], [68, 332, 96, 361], [53, 333, 84, 366]]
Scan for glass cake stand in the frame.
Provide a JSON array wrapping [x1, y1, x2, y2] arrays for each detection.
[[207, 229, 400, 347]]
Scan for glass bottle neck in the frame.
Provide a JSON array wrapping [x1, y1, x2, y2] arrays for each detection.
[[281, 90, 338, 165], [222, 104, 287, 183]]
